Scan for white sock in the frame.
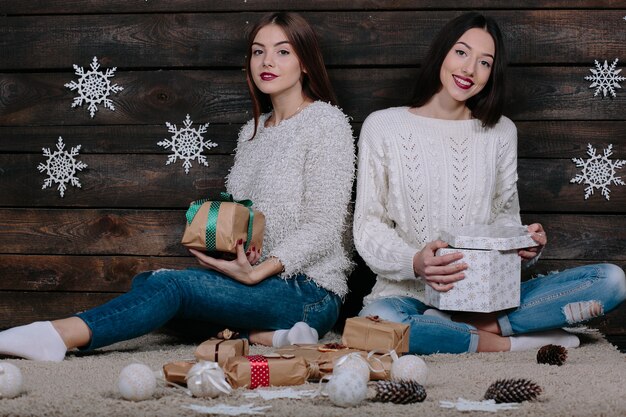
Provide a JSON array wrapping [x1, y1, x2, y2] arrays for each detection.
[[0, 321, 67, 362], [272, 322, 319, 347], [509, 329, 580, 352], [423, 308, 452, 321]]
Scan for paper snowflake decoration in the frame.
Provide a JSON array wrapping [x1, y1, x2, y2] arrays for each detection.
[[182, 403, 271, 416], [64, 56, 124, 118], [38, 137, 88, 197], [157, 114, 217, 174], [570, 143, 625, 200], [584, 59, 625, 98]]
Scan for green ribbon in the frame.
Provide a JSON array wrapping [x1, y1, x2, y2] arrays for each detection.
[[185, 192, 255, 252]]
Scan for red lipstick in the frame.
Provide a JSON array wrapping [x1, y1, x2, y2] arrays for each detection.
[[260, 72, 277, 81], [453, 75, 473, 90]]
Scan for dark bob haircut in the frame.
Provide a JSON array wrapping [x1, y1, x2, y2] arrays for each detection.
[[245, 12, 338, 139], [408, 12, 507, 127]]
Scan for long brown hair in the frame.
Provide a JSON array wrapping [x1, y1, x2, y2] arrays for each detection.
[[245, 12, 338, 139], [408, 12, 507, 127]]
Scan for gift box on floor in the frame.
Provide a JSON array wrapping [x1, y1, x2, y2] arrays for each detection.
[[425, 224, 538, 313], [341, 316, 409, 354], [223, 354, 311, 389], [163, 361, 195, 385], [194, 337, 249, 368], [275, 343, 393, 380], [181, 192, 265, 257]]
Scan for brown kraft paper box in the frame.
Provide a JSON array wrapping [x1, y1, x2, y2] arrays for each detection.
[[275, 344, 393, 380], [194, 338, 250, 368], [223, 354, 310, 389], [181, 201, 265, 256], [162, 361, 195, 385], [341, 316, 410, 354]]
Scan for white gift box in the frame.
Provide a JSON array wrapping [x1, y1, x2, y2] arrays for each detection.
[[424, 224, 538, 313]]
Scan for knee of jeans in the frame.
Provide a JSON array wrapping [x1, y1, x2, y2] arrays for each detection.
[[130, 271, 153, 290], [359, 299, 408, 323], [601, 263, 626, 303], [139, 269, 179, 289], [561, 264, 626, 324]]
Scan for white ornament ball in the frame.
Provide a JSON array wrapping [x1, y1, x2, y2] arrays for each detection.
[[186, 361, 231, 398], [0, 362, 23, 399], [117, 364, 157, 401], [391, 355, 428, 385], [326, 369, 367, 407], [333, 353, 370, 383]]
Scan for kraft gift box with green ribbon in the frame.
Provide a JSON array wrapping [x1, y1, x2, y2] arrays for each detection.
[[181, 192, 265, 257]]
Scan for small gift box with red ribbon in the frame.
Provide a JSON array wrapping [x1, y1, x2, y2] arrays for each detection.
[[341, 316, 410, 354], [194, 336, 249, 368], [222, 354, 310, 389], [181, 192, 265, 257]]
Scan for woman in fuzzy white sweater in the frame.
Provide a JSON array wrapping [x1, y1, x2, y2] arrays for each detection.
[[0, 12, 355, 361], [354, 12, 626, 355]]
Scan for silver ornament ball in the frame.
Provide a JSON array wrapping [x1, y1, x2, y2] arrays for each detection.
[[326, 369, 367, 407], [117, 363, 157, 401], [333, 353, 370, 383], [186, 361, 231, 398], [0, 362, 23, 399], [390, 355, 428, 385]]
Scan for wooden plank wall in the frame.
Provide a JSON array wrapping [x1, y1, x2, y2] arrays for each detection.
[[1, 1, 625, 336]]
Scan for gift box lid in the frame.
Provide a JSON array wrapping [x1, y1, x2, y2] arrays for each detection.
[[440, 224, 538, 250]]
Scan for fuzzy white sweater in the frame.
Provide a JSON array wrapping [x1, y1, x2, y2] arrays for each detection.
[[226, 101, 355, 297], [354, 107, 523, 306]]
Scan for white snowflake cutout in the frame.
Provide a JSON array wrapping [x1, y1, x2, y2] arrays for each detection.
[[64, 56, 124, 118], [38, 137, 88, 197], [182, 403, 271, 416], [570, 143, 625, 200], [584, 58, 625, 98], [157, 114, 217, 174]]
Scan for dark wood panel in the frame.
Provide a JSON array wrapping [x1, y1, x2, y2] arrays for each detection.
[[0, 291, 119, 328], [0, 11, 623, 69], [2, 122, 623, 158], [519, 214, 626, 260], [0, 154, 232, 207], [518, 159, 626, 212], [5, 254, 621, 293], [0, 125, 241, 153], [1, 210, 624, 259], [2, 0, 624, 15], [0, 255, 197, 291], [517, 121, 626, 158], [523, 259, 626, 281], [0, 209, 188, 256], [4, 154, 626, 212], [1, 68, 624, 126], [0, 70, 250, 126]]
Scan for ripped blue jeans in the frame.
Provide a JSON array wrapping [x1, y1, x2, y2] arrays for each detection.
[[359, 264, 626, 354], [77, 268, 341, 350]]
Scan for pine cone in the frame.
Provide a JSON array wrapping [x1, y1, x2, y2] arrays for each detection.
[[537, 344, 568, 366], [368, 380, 427, 404], [484, 378, 542, 403]]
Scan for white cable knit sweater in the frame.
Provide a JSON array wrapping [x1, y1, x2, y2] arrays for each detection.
[[354, 106, 523, 306], [226, 101, 355, 297]]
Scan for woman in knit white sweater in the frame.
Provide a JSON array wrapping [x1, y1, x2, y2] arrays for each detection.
[[354, 12, 626, 354], [0, 12, 355, 361]]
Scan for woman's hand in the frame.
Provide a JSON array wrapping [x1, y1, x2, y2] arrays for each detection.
[[189, 240, 262, 285], [413, 240, 467, 292], [519, 223, 546, 261]]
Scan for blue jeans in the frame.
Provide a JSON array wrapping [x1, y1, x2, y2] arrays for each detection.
[[77, 268, 341, 350], [359, 264, 626, 355]]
